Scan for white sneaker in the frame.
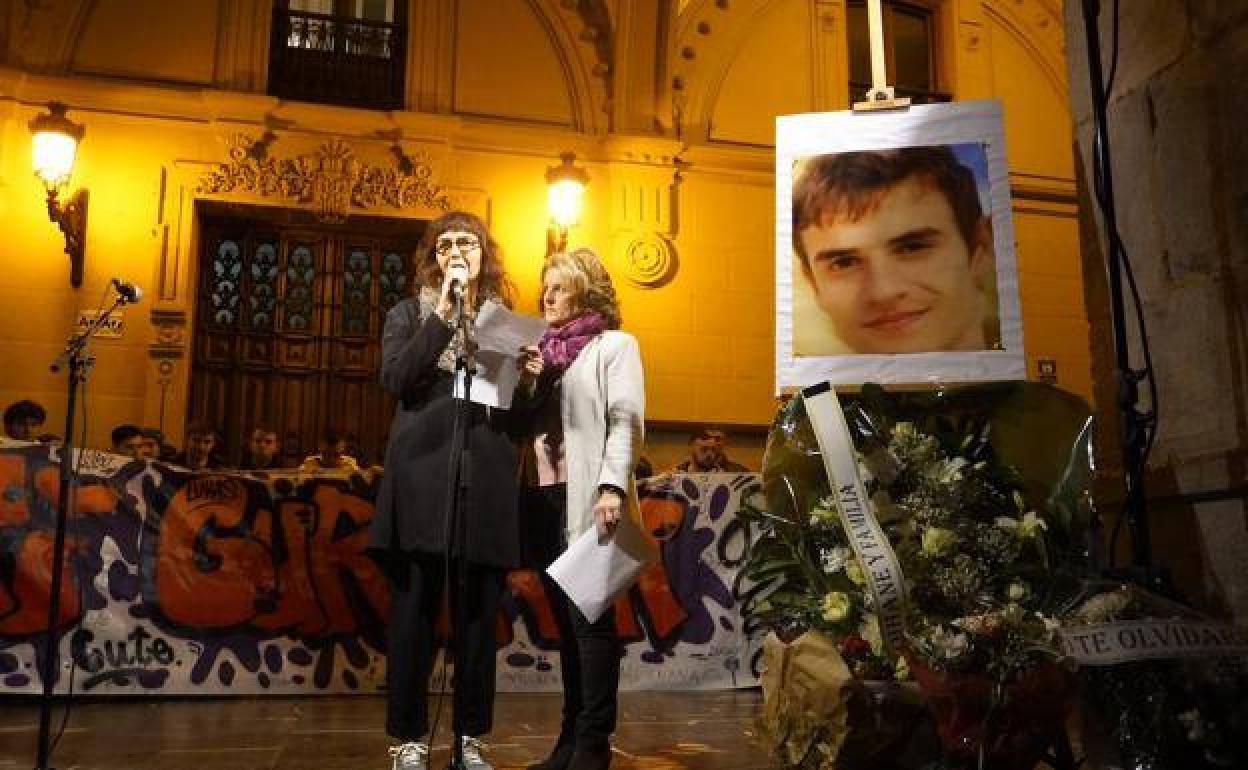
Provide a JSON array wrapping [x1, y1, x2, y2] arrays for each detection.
[[460, 735, 494, 770], [389, 740, 429, 770]]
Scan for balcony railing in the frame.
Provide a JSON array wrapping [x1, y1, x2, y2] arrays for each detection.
[[268, 8, 406, 110]]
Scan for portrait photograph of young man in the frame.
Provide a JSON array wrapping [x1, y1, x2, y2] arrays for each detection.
[[791, 143, 1000, 357]]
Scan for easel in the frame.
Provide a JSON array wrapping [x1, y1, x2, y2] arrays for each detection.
[[851, 0, 911, 113]]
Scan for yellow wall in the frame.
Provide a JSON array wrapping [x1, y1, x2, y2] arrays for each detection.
[[0, 0, 1086, 450]]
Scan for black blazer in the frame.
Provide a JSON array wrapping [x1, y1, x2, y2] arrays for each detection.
[[367, 297, 524, 568]]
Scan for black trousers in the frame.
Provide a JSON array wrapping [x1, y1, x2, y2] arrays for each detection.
[[385, 552, 506, 741], [525, 484, 621, 750]]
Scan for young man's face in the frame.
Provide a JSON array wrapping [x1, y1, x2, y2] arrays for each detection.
[[115, 435, 146, 460], [138, 437, 159, 459], [249, 430, 278, 464], [799, 177, 990, 354], [6, 417, 43, 441], [187, 433, 215, 465]]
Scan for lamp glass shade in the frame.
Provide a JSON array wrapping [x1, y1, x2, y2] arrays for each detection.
[[32, 130, 78, 188], [547, 178, 585, 228]]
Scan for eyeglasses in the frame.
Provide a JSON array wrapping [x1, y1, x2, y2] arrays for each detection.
[[434, 236, 482, 255]]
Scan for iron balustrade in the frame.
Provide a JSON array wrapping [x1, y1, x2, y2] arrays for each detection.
[[268, 7, 406, 110]]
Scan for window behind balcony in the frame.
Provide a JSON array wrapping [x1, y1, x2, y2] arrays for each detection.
[[847, 1, 949, 104], [269, 0, 407, 110]]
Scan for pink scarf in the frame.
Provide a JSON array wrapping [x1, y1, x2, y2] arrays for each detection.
[[539, 312, 608, 373]]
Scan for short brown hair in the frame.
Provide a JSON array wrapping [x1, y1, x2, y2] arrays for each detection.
[[792, 146, 985, 265], [413, 211, 514, 307], [540, 248, 622, 329], [185, 422, 217, 441]]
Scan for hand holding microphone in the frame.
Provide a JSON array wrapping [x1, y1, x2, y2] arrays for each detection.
[[437, 263, 469, 321]]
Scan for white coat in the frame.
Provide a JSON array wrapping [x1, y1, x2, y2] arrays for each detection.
[[557, 329, 645, 540]]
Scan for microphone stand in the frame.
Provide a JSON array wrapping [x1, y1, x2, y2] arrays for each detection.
[[35, 292, 132, 770], [441, 286, 475, 770]]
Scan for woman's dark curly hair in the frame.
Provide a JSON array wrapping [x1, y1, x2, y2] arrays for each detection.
[[413, 210, 515, 307]]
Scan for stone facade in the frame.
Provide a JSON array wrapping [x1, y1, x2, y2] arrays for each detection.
[[1065, 1, 1248, 620]]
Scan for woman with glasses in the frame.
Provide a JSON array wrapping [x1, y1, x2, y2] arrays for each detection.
[[520, 248, 645, 770], [369, 210, 538, 770]]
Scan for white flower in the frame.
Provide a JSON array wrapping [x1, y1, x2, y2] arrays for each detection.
[[893, 654, 910, 680], [808, 495, 838, 524], [1007, 581, 1028, 602], [822, 591, 851, 623], [819, 546, 851, 574], [921, 527, 958, 556], [892, 422, 917, 441], [1072, 590, 1132, 624], [860, 614, 883, 656], [995, 511, 1048, 540], [845, 560, 867, 586], [931, 456, 967, 485], [928, 626, 971, 661]]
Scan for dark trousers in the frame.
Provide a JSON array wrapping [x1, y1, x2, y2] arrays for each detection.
[[385, 553, 506, 741], [525, 484, 621, 750]]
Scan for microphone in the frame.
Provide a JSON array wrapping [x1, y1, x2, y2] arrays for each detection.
[[112, 279, 143, 304], [447, 264, 469, 299]]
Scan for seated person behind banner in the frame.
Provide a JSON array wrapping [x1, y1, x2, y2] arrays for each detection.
[[520, 247, 645, 770], [299, 427, 361, 473], [142, 427, 178, 462], [366, 211, 538, 770], [111, 424, 146, 460], [241, 425, 282, 470], [173, 423, 223, 471], [137, 427, 162, 460], [672, 425, 748, 473], [792, 146, 996, 354], [4, 399, 47, 441]]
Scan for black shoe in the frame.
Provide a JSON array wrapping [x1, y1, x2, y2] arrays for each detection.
[[527, 738, 575, 770], [566, 743, 611, 770]]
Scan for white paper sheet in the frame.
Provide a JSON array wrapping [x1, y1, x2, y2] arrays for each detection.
[[452, 300, 548, 409], [546, 517, 656, 624]]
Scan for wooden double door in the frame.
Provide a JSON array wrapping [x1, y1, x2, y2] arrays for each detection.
[[189, 209, 425, 467]]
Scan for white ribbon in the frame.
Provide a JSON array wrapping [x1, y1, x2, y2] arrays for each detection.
[[1060, 620, 1248, 666], [802, 383, 908, 653]]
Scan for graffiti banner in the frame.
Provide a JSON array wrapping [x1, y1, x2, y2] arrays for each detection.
[[0, 444, 762, 695]]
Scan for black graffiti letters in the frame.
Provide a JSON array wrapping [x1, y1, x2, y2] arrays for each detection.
[[72, 626, 175, 673]]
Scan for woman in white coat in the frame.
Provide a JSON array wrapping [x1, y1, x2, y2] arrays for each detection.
[[519, 248, 644, 770]]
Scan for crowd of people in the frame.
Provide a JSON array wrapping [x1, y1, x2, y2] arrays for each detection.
[[2, 209, 754, 770], [3, 402, 749, 480], [1, 401, 369, 474]]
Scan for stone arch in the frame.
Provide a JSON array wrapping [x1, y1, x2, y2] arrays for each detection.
[[7, 0, 97, 73], [667, 0, 787, 143], [984, 0, 1068, 100], [525, 0, 614, 133]]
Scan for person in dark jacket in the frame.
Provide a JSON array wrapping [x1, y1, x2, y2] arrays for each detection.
[[369, 210, 537, 770]]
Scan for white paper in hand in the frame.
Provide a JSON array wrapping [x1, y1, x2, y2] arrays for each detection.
[[451, 300, 548, 409], [546, 516, 656, 624]]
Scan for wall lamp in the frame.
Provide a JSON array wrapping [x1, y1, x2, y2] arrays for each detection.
[[30, 103, 88, 288], [545, 151, 588, 255]]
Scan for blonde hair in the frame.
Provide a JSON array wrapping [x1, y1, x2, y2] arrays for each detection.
[[540, 248, 621, 329]]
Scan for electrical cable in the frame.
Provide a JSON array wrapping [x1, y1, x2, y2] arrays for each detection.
[[1084, 0, 1161, 569]]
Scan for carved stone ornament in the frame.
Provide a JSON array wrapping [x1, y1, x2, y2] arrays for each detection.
[[621, 233, 678, 288], [198, 134, 451, 223]]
